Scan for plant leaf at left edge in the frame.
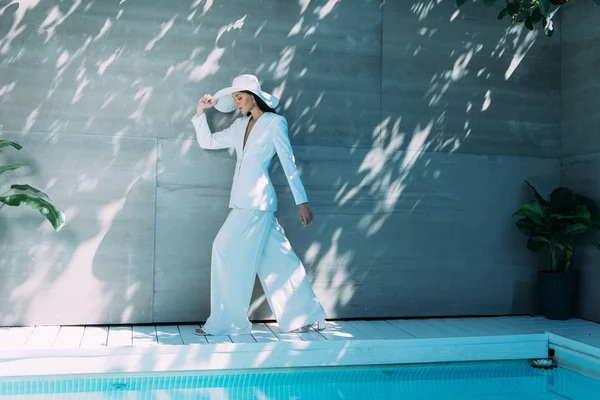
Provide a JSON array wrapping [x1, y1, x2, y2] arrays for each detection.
[[0, 193, 65, 231]]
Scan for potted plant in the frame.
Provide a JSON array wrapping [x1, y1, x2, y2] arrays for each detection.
[[513, 181, 600, 320], [1, 138, 65, 231]]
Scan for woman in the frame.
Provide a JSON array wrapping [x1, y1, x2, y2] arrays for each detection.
[[191, 74, 327, 335]]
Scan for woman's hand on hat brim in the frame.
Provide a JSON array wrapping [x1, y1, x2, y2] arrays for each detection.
[[197, 94, 218, 114]]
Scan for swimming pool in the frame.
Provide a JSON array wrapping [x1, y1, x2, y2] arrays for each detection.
[[0, 360, 598, 399]]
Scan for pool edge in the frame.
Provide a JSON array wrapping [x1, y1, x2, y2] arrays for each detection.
[[549, 333, 600, 380], [0, 334, 549, 378]]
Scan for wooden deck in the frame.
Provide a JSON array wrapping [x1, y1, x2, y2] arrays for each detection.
[[0, 316, 598, 378], [2, 316, 599, 349]]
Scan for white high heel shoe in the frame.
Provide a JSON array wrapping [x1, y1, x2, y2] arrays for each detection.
[[294, 319, 327, 333]]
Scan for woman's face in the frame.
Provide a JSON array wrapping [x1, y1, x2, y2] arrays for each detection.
[[232, 92, 254, 115]]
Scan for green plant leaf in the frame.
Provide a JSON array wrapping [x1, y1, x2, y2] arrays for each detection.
[[531, 235, 551, 244], [10, 184, 50, 199], [591, 212, 600, 227], [576, 204, 591, 222], [524, 181, 549, 206], [0, 193, 65, 231], [527, 236, 547, 252], [539, 0, 551, 16], [550, 213, 575, 220], [549, 186, 574, 214], [565, 223, 587, 235], [524, 16, 534, 30], [514, 217, 535, 236], [0, 162, 28, 174], [531, 7, 543, 23], [516, 9, 531, 23], [0, 139, 22, 150], [593, 242, 600, 251], [574, 194, 597, 212], [516, 201, 548, 226], [497, 8, 508, 20], [506, 2, 519, 15]]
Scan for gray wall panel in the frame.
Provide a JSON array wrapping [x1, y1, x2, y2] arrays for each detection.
[[561, 0, 600, 157], [0, 133, 155, 325], [561, 0, 600, 322], [382, 1, 560, 157], [561, 153, 600, 322], [0, 0, 382, 146]]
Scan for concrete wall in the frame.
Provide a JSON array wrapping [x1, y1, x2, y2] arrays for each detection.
[[0, 0, 560, 325], [561, 0, 600, 322]]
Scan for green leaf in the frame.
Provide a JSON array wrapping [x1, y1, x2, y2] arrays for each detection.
[[515, 218, 535, 236], [0, 139, 22, 150], [531, 7, 543, 23], [0, 162, 28, 174], [527, 236, 547, 252], [516, 9, 531, 23], [576, 205, 591, 222], [593, 242, 600, 251], [506, 2, 519, 16], [10, 184, 50, 199], [524, 16, 534, 30], [574, 194, 597, 213], [0, 193, 65, 231], [565, 223, 587, 235], [549, 187, 573, 214], [539, 0, 551, 16], [516, 201, 548, 226], [524, 181, 549, 206], [531, 235, 551, 244], [497, 8, 508, 20], [550, 214, 575, 220]]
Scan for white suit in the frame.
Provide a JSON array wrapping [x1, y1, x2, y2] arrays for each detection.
[[192, 112, 307, 211], [191, 112, 326, 334]]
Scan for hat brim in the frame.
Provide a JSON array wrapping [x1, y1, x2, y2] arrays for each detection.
[[212, 87, 279, 113]]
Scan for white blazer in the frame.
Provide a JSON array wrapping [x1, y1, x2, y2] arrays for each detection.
[[191, 112, 308, 212]]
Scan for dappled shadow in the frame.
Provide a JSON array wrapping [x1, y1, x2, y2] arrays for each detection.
[[0, 0, 560, 330]]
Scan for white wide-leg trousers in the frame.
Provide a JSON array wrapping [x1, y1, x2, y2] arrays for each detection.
[[201, 208, 326, 335]]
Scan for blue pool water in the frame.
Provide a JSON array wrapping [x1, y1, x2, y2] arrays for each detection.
[[0, 360, 599, 399]]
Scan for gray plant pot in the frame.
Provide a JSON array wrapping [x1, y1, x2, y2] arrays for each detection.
[[538, 271, 577, 320]]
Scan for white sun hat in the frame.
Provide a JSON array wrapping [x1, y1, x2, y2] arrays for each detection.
[[212, 74, 279, 113]]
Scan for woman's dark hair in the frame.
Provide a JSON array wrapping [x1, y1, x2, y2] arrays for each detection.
[[242, 90, 278, 116]]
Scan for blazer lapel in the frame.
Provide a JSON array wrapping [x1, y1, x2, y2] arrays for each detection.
[[242, 113, 275, 155]]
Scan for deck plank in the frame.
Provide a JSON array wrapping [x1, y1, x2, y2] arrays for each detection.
[[178, 324, 209, 345], [1, 326, 35, 347], [25, 326, 61, 348], [318, 321, 370, 341], [348, 320, 414, 340], [132, 325, 158, 346], [156, 325, 183, 345], [266, 323, 303, 342], [251, 323, 279, 343], [205, 334, 233, 344], [229, 333, 257, 343], [80, 326, 109, 347], [107, 326, 133, 347], [53, 326, 85, 348]]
